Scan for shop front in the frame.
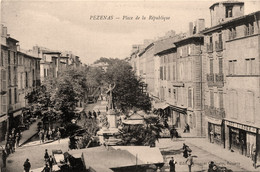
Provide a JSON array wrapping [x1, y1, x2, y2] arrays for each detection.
[[206, 116, 224, 147], [168, 105, 187, 129], [225, 120, 260, 165]]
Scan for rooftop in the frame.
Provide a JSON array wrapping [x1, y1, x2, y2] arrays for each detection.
[[209, 1, 244, 9]]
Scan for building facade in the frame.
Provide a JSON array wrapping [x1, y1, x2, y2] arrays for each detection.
[[203, 1, 260, 164]]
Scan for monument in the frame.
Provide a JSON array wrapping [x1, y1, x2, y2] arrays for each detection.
[[97, 83, 120, 145]]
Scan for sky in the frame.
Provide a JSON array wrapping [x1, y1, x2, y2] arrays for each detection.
[[1, 0, 260, 64]]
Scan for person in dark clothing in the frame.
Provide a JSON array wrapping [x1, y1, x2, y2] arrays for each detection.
[[48, 155, 54, 171], [2, 150, 7, 167], [183, 143, 189, 158], [44, 149, 49, 162], [169, 157, 177, 172], [93, 110, 97, 119], [208, 161, 215, 172], [42, 164, 50, 172], [184, 123, 190, 133], [23, 159, 31, 172], [6, 143, 11, 155], [88, 111, 92, 119], [97, 109, 101, 116]]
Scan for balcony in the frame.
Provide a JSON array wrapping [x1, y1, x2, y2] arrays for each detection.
[[206, 73, 214, 87], [207, 43, 213, 53], [215, 41, 223, 51], [215, 73, 224, 88], [205, 105, 225, 119]]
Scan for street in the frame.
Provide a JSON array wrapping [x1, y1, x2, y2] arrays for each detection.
[[3, 101, 255, 172]]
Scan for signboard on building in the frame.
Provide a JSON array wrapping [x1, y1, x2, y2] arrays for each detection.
[[226, 121, 257, 133]]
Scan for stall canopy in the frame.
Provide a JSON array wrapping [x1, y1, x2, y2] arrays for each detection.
[[153, 102, 169, 110], [122, 113, 144, 125]]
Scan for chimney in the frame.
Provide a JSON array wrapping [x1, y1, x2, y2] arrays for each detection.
[[189, 22, 193, 36], [16, 43, 20, 51], [2, 26, 7, 37], [196, 19, 205, 34]]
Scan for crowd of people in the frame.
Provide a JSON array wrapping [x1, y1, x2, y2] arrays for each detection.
[[2, 128, 22, 168], [38, 128, 61, 144]]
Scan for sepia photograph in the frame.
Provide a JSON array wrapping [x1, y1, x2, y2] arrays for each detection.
[[0, 0, 260, 171]]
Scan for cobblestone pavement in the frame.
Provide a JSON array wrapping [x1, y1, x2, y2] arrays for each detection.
[[157, 138, 256, 172]]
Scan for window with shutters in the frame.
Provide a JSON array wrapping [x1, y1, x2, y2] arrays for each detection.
[[188, 88, 193, 108], [168, 65, 170, 81], [25, 72, 28, 88], [180, 49, 183, 57], [229, 90, 238, 119], [210, 90, 214, 107], [188, 46, 191, 55], [226, 6, 233, 18], [8, 66, 11, 81], [14, 88, 17, 103], [160, 67, 163, 80], [0, 51, 3, 66], [245, 58, 256, 75], [173, 64, 176, 81], [228, 60, 237, 75], [245, 91, 254, 122], [210, 59, 213, 74], [9, 89, 12, 105], [164, 66, 166, 80], [1, 70, 7, 91], [219, 92, 224, 109], [1, 94, 7, 113], [8, 50, 10, 65], [219, 58, 223, 74]]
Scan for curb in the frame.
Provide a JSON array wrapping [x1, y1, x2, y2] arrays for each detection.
[[19, 132, 38, 147]]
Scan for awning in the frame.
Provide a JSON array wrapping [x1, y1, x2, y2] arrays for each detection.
[[168, 105, 187, 114], [153, 102, 169, 110], [206, 116, 222, 125], [122, 120, 144, 125]]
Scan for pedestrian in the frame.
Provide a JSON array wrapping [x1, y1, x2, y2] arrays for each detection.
[[184, 123, 190, 133], [183, 143, 189, 158], [208, 161, 215, 172], [39, 130, 43, 143], [169, 157, 177, 172], [44, 130, 47, 142], [88, 111, 92, 119], [93, 110, 97, 119], [48, 128, 53, 140], [2, 150, 7, 168], [15, 132, 20, 148], [97, 109, 101, 116], [56, 129, 61, 143], [210, 130, 214, 143], [6, 143, 11, 155], [170, 128, 174, 140], [48, 155, 54, 172], [23, 158, 31, 172], [44, 149, 49, 162], [186, 153, 193, 172], [42, 164, 51, 172]]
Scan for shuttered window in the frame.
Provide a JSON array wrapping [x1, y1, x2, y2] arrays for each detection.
[[219, 58, 223, 74]]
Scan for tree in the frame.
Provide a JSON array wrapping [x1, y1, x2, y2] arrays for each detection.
[[93, 57, 151, 112], [26, 66, 89, 123]]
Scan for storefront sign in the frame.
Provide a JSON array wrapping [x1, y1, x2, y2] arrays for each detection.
[[226, 121, 257, 133]]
